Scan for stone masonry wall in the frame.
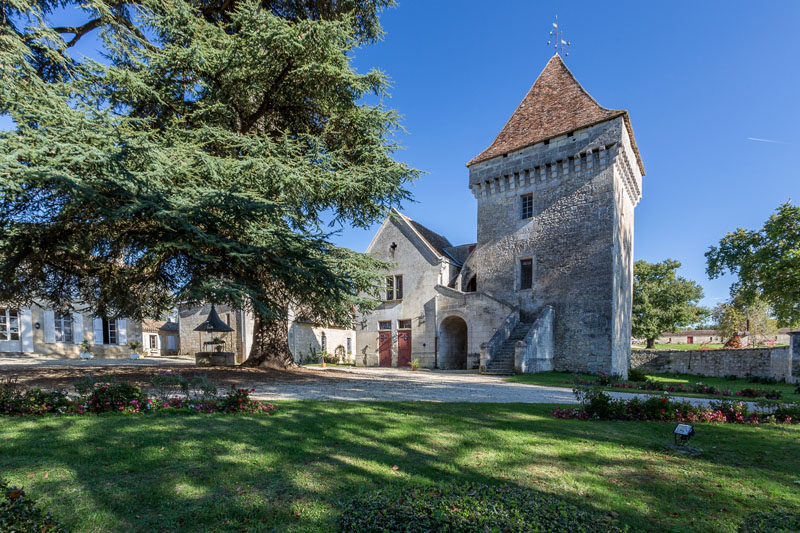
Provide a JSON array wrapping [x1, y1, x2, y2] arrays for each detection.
[[178, 304, 244, 358], [466, 118, 640, 375], [631, 347, 794, 382], [355, 215, 443, 368], [289, 322, 355, 364], [436, 286, 514, 369]]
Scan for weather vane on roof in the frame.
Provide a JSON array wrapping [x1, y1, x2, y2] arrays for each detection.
[[547, 14, 570, 57]]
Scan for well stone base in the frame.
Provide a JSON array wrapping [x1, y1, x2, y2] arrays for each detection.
[[195, 351, 237, 367]]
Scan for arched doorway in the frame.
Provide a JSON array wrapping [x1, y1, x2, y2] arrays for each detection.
[[439, 316, 468, 369]]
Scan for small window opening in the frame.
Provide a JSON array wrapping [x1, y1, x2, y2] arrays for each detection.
[[520, 259, 533, 290], [521, 193, 533, 219], [466, 275, 477, 293]]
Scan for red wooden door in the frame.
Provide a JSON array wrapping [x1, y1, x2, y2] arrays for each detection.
[[398, 330, 412, 367], [687, 336, 694, 345], [379, 331, 392, 367]]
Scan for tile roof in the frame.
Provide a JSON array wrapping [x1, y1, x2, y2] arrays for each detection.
[[467, 54, 644, 174], [142, 318, 179, 332]]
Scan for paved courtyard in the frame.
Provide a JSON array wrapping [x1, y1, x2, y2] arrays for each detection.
[[0, 356, 755, 407]]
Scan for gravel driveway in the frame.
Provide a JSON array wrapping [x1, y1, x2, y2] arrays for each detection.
[[248, 367, 750, 407], [0, 356, 760, 407]]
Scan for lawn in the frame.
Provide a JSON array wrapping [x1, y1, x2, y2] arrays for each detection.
[[1, 402, 799, 532], [508, 372, 800, 404], [633, 343, 727, 351]]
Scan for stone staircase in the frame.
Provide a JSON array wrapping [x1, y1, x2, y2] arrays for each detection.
[[483, 322, 531, 375]]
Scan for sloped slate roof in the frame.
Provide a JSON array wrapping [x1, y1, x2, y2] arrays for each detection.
[[394, 210, 453, 259], [194, 305, 234, 333], [442, 243, 476, 266], [467, 54, 644, 174]]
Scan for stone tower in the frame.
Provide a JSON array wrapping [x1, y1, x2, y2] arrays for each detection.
[[462, 55, 644, 376]]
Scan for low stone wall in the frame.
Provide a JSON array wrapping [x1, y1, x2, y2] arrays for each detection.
[[631, 347, 794, 382], [515, 305, 554, 373]]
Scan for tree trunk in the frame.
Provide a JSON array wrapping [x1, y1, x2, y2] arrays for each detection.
[[646, 337, 655, 349], [241, 313, 294, 368]]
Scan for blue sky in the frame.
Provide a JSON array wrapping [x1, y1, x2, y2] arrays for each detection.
[[339, 0, 800, 308], [4, 1, 799, 308]]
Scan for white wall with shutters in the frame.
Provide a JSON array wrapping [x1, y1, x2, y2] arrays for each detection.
[[20, 308, 34, 352], [93, 317, 103, 345], [117, 318, 127, 345], [43, 309, 55, 344], [72, 313, 84, 345]]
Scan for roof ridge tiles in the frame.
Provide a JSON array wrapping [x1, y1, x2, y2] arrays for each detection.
[[467, 54, 644, 174]]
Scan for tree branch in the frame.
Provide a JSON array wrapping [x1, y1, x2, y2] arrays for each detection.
[[53, 18, 104, 47], [241, 63, 293, 134]]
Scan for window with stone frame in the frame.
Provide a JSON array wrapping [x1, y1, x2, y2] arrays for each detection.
[[346, 337, 352, 354], [520, 258, 533, 290], [0, 308, 19, 341], [54, 312, 73, 343], [398, 319, 412, 330], [321, 332, 327, 351], [379, 321, 392, 330], [521, 193, 533, 219], [385, 275, 403, 301]]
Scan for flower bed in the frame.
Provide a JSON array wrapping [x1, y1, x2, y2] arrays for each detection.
[[0, 377, 276, 417], [551, 386, 798, 424], [567, 377, 783, 400]]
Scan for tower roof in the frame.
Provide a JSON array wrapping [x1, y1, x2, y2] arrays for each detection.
[[467, 55, 644, 173]]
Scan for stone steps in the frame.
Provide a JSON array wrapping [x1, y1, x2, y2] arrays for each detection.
[[484, 322, 532, 374]]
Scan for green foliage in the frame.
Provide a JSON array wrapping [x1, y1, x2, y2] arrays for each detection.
[[1, 479, 66, 533], [707, 202, 800, 327], [148, 371, 218, 401], [0, 0, 417, 345], [739, 512, 800, 533], [632, 259, 708, 346], [1, 403, 798, 531], [338, 483, 629, 532], [712, 292, 777, 344], [594, 372, 617, 386], [217, 386, 274, 413], [1, 378, 83, 415], [627, 368, 648, 382], [562, 386, 796, 423], [86, 382, 149, 413]]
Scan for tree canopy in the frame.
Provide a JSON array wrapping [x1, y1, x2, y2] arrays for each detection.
[[632, 259, 708, 348], [0, 0, 417, 364], [706, 202, 800, 328], [711, 293, 777, 346]]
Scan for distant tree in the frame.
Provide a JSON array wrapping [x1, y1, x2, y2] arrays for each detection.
[[706, 202, 800, 328], [712, 293, 777, 346], [0, 0, 416, 367], [632, 260, 708, 348]]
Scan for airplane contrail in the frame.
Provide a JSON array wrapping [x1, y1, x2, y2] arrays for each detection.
[[747, 137, 788, 144]]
